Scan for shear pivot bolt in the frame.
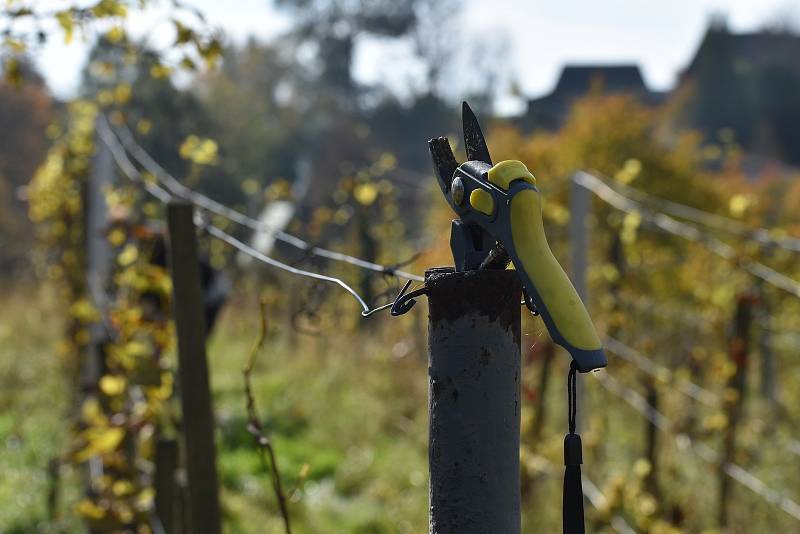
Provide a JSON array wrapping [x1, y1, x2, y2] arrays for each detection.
[[452, 177, 465, 205]]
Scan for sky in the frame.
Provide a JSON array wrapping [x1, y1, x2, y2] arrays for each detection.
[[32, 0, 800, 113]]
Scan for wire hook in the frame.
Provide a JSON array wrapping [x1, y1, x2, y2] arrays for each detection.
[[361, 279, 429, 317], [390, 279, 428, 316]]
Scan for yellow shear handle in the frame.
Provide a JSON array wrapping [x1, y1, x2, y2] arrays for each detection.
[[509, 189, 601, 351], [487, 160, 602, 356]]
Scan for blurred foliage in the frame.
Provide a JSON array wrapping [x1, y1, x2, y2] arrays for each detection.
[[1, 0, 222, 85], [8, 1, 800, 533], [0, 64, 53, 273], [28, 99, 177, 531], [486, 93, 800, 533]]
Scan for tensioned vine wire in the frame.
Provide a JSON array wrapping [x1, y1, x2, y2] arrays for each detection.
[[96, 117, 173, 204], [108, 118, 425, 282], [587, 169, 800, 253], [530, 455, 635, 534], [594, 371, 800, 521], [604, 336, 718, 407], [97, 116, 397, 317], [574, 171, 800, 299], [101, 116, 800, 523]]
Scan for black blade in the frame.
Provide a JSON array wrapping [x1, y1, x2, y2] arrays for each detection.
[[462, 101, 492, 165], [429, 137, 458, 194]]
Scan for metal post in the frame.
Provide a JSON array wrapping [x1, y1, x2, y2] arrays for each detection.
[[426, 268, 522, 534], [87, 122, 113, 311], [83, 125, 114, 390], [570, 173, 591, 432], [166, 202, 222, 534], [80, 126, 115, 517], [756, 283, 778, 406]]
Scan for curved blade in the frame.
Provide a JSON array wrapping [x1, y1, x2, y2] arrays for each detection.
[[429, 136, 458, 194], [462, 101, 492, 165]]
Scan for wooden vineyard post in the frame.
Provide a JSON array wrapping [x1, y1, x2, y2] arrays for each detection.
[[154, 438, 180, 534], [166, 202, 222, 534], [426, 267, 522, 534], [718, 293, 754, 528]]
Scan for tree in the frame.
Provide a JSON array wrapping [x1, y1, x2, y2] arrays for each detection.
[[81, 34, 220, 199], [0, 59, 53, 275]]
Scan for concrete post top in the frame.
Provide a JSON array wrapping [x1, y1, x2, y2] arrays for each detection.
[[425, 268, 522, 325]]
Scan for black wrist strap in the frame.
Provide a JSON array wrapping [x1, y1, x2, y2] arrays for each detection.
[[563, 361, 585, 534]]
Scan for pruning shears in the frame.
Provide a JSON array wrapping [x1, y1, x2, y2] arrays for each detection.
[[428, 102, 606, 372]]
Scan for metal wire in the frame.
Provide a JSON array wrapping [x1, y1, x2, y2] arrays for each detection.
[[109, 120, 425, 282], [580, 476, 637, 534], [594, 371, 800, 521], [574, 172, 800, 299], [100, 116, 406, 317], [604, 337, 719, 407], [202, 222, 378, 315], [525, 453, 636, 533], [103, 117, 800, 522], [96, 117, 173, 203], [590, 170, 800, 252]]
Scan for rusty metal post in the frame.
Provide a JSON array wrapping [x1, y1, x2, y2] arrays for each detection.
[[426, 268, 522, 534]]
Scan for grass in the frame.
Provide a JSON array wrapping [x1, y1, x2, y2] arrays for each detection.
[[0, 285, 433, 533], [2, 285, 798, 533], [0, 286, 81, 533], [206, 297, 431, 533]]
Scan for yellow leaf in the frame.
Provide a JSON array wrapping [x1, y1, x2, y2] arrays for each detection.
[[112, 479, 135, 496], [118, 244, 138, 266], [125, 340, 150, 357], [106, 26, 125, 43], [75, 498, 106, 520], [136, 119, 153, 135], [55, 11, 74, 44], [179, 135, 219, 165], [4, 57, 21, 86], [377, 152, 397, 171], [354, 183, 378, 206], [81, 398, 104, 424], [5, 38, 26, 53], [73, 426, 125, 462], [108, 228, 126, 247], [91, 0, 127, 17], [241, 178, 259, 195], [136, 487, 155, 510], [150, 63, 173, 80], [97, 89, 114, 107], [173, 20, 195, 45], [94, 427, 126, 454], [729, 194, 752, 218], [615, 158, 642, 184], [114, 83, 132, 104], [633, 458, 652, 478], [70, 299, 101, 322], [99, 375, 127, 396]]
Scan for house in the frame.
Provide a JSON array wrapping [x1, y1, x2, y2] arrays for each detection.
[[517, 64, 665, 131], [678, 23, 800, 164]]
